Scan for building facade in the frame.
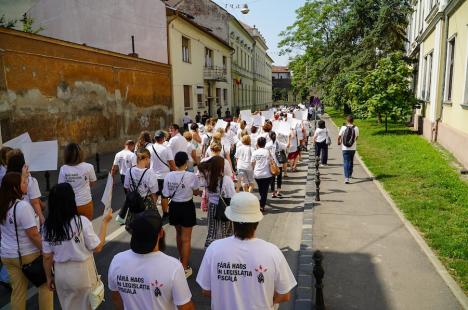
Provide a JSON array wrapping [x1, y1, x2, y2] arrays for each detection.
[[229, 17, 255, 113], [29, 0, 168, 63], [272, 66, 295, 104], [406, 0, 468, 168], [166, 0, 272, 113], [167, 8, 232, 125]]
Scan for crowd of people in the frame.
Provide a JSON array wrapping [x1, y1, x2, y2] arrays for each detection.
[[0, 104, 362, 310]]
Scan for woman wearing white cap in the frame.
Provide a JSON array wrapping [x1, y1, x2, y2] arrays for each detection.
[[196, 192, 297, 310]]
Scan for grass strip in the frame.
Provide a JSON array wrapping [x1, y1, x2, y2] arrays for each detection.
[[327, 108, 468, 293]]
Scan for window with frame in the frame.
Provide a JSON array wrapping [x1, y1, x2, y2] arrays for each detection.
[[426, 52, 433, 101], [184, 85, 192, 109], [223, 56, 227, 70], [421, 55, 427, 99], [196, 86, 204, 107], [182, 37, 190, 63], [205, 48, 213, 68], [216, 88, 221, 105], [445, 37, 456, 102]]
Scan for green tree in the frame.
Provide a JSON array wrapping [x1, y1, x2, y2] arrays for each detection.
[[20, 13, 44, 34], [347, 52, 416, 132]]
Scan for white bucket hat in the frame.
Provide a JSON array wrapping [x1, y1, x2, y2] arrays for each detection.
[[224, 192, 263, 223]]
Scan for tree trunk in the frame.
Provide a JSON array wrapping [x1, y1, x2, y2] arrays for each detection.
[[385, 114, 388, 133]]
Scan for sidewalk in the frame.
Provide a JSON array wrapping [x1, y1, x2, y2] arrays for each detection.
[[312, 115, 463, 309]]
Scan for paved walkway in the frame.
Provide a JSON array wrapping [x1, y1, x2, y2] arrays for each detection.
[[313, 115, 463, 309]]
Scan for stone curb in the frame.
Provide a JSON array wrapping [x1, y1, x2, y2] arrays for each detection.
[[294, 137, 318, 310], [326, 114, 468, 309]]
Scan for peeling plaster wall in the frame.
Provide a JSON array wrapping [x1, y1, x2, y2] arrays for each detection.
[[0, 28, 172, 159]]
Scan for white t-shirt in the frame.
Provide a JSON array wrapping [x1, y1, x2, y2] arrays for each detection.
[[201, 133, 213, 149], [113, 149, 137, 175], [235, 145, 253, 171], [108, 250, 192, 309], [196, 237, 297, 310], [58, 163, 97, 206], [250, 132, 259, 150], [289, 128, 303, 153], [148, 143, 174, 179], [167, 134, 188, 158], [124, 167, 159, 197], [162, 171, 199, 202], [24, 176, 41, 203], [0, 200, 40, 258], [339, 125, 360, 151], [251, 148, 272, 179], [42, 216, 99, 263], [183, 115, 192, 125], [185, 143, 195, 164], [314, 128, 328, 143]]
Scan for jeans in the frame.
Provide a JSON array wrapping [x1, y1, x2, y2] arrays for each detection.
[[342, 150, 356, 178], [315, 141, 328, 165], [255, 177, 273, 208]]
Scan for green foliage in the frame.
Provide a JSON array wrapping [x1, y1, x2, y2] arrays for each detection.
[[347, 52, 416, 130], [0, 14, 17, 29], [279, 0, 414, 127], [272, 88, 289, 102]]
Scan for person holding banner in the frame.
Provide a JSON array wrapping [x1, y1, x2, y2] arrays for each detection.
[[59, 143, 97, 221], [6, 150, 45, 224], [42, 183, 112, 310]]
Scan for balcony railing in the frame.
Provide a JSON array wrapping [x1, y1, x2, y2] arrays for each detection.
[[204, 66, 227, 82]]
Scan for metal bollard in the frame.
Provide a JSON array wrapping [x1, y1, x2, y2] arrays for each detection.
[[95, 153, 101, 173], [313, 250, 325, 310], [44, 171, 50, 192], [315, 156, 321, 201]]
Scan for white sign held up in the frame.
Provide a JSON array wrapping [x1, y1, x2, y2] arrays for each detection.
[[4, 133, 32, 149], [101, 173, 114, 213], [21, 141, 58, 172]]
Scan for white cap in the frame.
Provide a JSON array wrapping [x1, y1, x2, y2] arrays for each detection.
[[224, 192, 263, 223]]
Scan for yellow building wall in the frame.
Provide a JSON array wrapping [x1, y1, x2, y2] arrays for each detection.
[[440, 0, 468, 134], [169, 17, 232, 125]]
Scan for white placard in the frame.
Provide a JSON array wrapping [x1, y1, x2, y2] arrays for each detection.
[[20, 141, 58, 172], [215, 119, 228, 130], [290, 118, 302, 129], [253, 115, 264, 127], [240, 110, 252, 120], [294, 110, 308, 121], [261, 111, 274, 120], [299, 104, 305, 109], [274, 121, 291, 136], [101, 173, 113, 212], [3, 133, 32, 149], [287, 113, 293, 120]]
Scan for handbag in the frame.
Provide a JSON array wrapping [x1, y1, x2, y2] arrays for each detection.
[[325, 129, 332, 145], [274, 142, 287, 164], [13, 202, 47, 287], [214, 177, 230, 222], [268, 150, 280, 176], [89, 257, 105, 309]]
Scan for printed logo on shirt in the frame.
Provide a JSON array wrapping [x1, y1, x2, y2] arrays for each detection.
[[151, 280, 164, 297], [255, 265, 268, 284], [216, 262, 253, 282], [116, 275, 151, 295], [64, 173, 83, 183]]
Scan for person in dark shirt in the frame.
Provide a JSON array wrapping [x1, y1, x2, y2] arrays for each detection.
[[195, 112, 202, 124]]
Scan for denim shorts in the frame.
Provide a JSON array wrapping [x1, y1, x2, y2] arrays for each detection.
[[237, 169, 254, 185]]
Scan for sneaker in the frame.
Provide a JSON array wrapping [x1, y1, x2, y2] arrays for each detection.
[[184, 266, 193, 278], [115, 215, 125, 225], [344, 178, 350, 184]]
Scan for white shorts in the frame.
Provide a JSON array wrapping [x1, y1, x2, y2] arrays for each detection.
[[237, 169, 254, 185]]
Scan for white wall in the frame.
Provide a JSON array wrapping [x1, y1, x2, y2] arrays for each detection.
[[29, 0, 168, 64]]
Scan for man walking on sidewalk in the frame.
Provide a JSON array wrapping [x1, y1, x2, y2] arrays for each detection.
[[338, 115, 359, 184]]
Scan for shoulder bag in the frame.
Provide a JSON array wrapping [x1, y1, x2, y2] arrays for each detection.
[[13, 202, 47, 287], [268, 150, 280, 176], [274, 142, 287, 164], [168, 173, 186, 203], [214, 177, 230, 222]]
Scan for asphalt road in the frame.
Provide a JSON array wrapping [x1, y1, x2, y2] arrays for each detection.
[[0, 151, 310, 310]]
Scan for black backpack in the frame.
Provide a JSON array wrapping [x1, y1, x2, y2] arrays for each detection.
[[125, 168, 149, 214], [342, 126, 356, 147]]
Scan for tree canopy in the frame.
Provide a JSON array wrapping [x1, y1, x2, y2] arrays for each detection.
[[279, 0, 414, 126]]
